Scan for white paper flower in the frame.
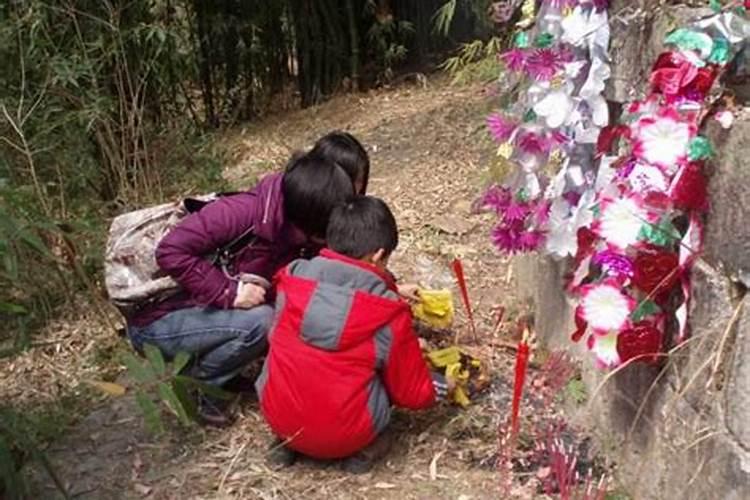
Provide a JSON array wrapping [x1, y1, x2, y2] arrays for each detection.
[[588, 331, 621, 369], [635, 116, 691, 166], [545, 191, 595, 258], [597, 197, 647, 249], [715, 110, 735, 129], [534, 89, 576, 129], [627, 163, 669, 192], [581, 283, 633, 332]]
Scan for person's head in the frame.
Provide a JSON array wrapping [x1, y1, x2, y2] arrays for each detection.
[[310, 131, 370, 195], [282, 154, 355, 241], [326, 195, 398, 270]]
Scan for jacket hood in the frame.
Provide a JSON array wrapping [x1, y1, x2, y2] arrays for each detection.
[[278, 251, 407, 352]]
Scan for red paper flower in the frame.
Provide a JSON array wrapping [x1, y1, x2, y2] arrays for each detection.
[[670, 161, 708, 212], [617, 321, 663, 364], [571, 305, 588, 342], [596, 125, 630, 157], [574, 226, 597, 264], [682, 66, 718, 100], [632, 250, 680, 299]]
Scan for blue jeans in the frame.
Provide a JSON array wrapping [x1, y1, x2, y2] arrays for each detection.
[[127, 306, 273, 387]]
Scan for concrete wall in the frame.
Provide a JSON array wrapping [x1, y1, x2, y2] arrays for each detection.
[[513, 2, 750, 498]]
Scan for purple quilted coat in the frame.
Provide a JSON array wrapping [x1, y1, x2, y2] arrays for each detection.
[[129, 173, 308, 327]]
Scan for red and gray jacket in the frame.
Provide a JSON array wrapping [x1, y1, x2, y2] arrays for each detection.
[[256, 249, 446, 459]]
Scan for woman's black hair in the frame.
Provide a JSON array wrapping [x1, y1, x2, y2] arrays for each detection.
[[282, 153, 355, 239], [326, 196, 398, 259], [310, 131, 370, 194]]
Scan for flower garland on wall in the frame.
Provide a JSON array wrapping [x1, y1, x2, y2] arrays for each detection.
[[569, 3, 750, 368], [479, 0, 611, 255], [482, 0, 750, 369]]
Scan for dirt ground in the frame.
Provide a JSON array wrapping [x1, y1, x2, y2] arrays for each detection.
[[6, 77, 561, 499]]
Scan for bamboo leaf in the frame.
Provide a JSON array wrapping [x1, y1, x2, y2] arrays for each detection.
[[135, 391, 164, 434], [158, 382, 191, 426], [175, 375, 233, 400], [143, 343, 166, 376], [172, 351, 191, 376], [171, 377, 197, 421], [122, 352, 155, 384]]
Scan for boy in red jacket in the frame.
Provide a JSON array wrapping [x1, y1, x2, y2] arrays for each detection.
[[256, 196, 450, 472]]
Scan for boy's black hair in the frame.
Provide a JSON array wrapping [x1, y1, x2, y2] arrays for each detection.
[[326, 196, 398, 259], [310, 131, 370, 194], [282, 154, 355, 239]]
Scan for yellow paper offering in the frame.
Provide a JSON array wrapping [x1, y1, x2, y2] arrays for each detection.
[[412, 289, 454, 329]]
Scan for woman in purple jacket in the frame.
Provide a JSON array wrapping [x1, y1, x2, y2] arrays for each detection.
[[126, 132, 369, 426]]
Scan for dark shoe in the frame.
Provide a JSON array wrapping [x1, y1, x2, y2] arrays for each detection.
[[197, 395, 235, 428], [266, 438, 297, 469], [223, 375, 257, 394], [340, 430, 394, 474]]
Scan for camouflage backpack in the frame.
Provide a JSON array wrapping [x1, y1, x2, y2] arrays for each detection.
[[104, 194, 255, 316]]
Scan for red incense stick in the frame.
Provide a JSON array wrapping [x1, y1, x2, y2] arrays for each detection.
[[451, 258, 477, 342]]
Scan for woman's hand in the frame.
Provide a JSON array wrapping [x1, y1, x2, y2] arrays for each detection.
[[233, 282, 266, 309]]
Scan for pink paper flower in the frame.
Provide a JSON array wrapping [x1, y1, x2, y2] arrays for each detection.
[[526, 49, 563, 81], [487, 113, 518, 142], [501, 48, 527, 72], [504, 199, 531, 222], [516, 130, 552, 155], [592, 250, 635, 279]]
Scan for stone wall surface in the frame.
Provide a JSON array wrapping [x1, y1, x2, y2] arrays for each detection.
[[512, 2, 750, 499]]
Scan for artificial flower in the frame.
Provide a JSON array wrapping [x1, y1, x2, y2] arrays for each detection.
[[501, 48, 527, 72], [587, 331, 621, 369], [664, 28, 714, 59], [669, 161, 708, 212], [515, 129, 553, 155], [596, 196, 649, 250], [633, 114, 692, 167], [650, 60, 698, 97], [632, 250, 680, 298], [688, 136, 714, 160], [533, 89, 575, 128], [571, 305, 588, 342], [504, 198, 532, 221], [475, 185, 511, 214], [715, 110, 735, 128], [617, 321, 663, 365], [545, 192, 595, 258], [580, 282, 634, 332], [487, 113, 518, 142], [627, 163, 669, 193], [682, 66, 718, 99], [525, 48, 563, 81], [592, 250, 634, 279], [596, 125, 630, 157]]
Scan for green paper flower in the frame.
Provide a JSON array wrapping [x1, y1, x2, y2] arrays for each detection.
[[631, 300, 661, 322], [710, 0, 722, 13], [709, 37, 731, 64], [523, 109, 537, 123], [534, 33, 554, 48], [516, 188, 529, 203], [689, 136, 714, 160], [664, 29, 714, 58], [639, 219, 679, 247], [514, 32, 530, 49]]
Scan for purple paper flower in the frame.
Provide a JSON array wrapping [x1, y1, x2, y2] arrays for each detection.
[[592, 250, 634, 279], [475, 185, 511, 214], [487, 113, 518, 142], [526, 48, 563, 81], [500, 48, 527, 72], [518, 229, 545, 251], [504, 199, 531, 222]]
